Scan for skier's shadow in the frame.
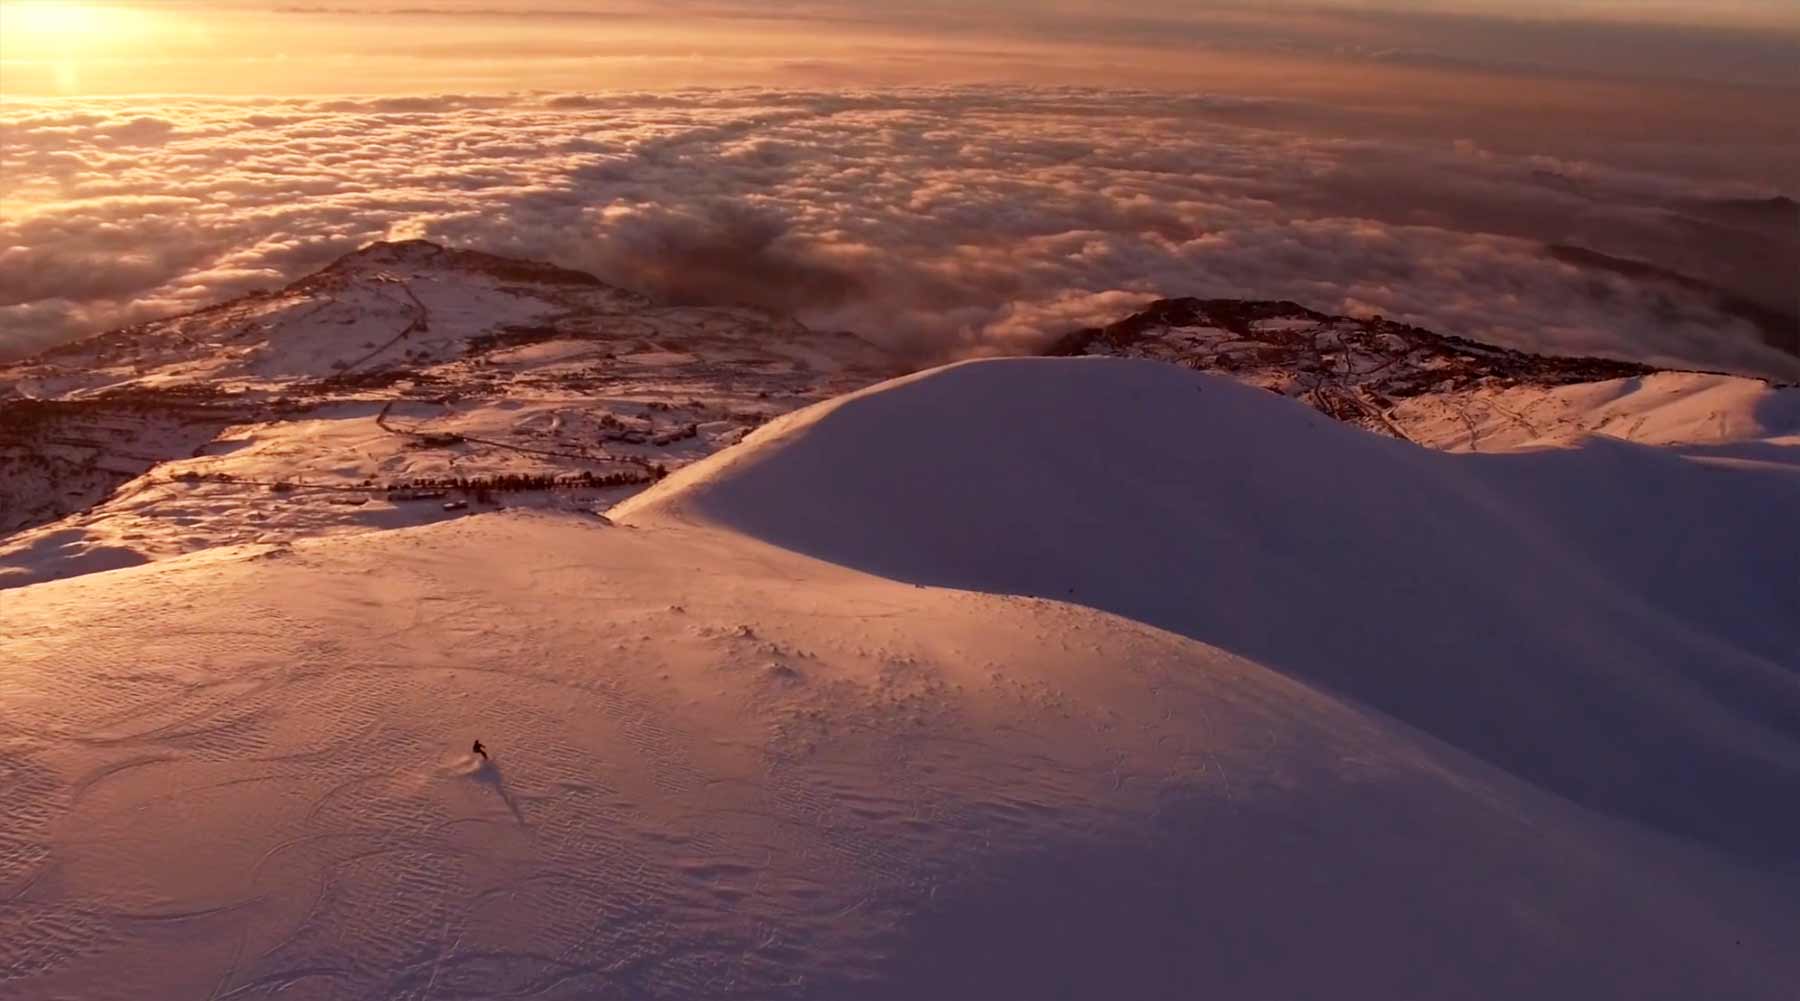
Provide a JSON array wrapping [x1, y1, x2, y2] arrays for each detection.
[[472, 759, 527, 825]]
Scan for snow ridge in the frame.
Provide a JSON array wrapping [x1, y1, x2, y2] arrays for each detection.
[[620, 357, 1800, 858]]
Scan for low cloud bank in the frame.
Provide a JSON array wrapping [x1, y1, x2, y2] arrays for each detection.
[[3, 88, 1795, 377]]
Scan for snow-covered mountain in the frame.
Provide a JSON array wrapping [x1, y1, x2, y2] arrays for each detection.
[[1048, 296, 1800, 450], [5, 242, 1795, 590], [1, 241, 899, 586], [3, 244, 1798, 999]]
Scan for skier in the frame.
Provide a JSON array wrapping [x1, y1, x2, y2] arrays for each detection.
[[472, 739, 488, 761]]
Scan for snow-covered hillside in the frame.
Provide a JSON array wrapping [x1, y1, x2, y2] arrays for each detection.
[[6, 243, 1796, 592], [620, 357, 1800, 855], [4, 358, 1797, 999], [1048, 296, 1800, 451], [0, 241, 899, 588]]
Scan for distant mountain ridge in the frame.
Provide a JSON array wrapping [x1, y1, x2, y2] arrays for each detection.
[[0, 240, 896, 576], [1045, 296, 1663, 439], [3, 241, 1795, 587]]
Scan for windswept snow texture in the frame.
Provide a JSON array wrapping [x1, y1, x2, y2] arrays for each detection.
[[5, 358, 1797, 999]]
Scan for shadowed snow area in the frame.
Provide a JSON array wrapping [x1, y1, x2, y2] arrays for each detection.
[[619, 358, 1800, 859], [4, 358, 1798, 998]]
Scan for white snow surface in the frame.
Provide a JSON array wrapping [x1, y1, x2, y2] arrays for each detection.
[[1396, 369, 1800, 455], [4, 357, 1798, 999]]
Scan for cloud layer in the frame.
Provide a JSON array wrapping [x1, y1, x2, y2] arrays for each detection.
[[3, 88, 1795, 377]]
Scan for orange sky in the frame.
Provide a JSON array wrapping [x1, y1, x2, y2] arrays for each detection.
[[3, 1, 1798, 98]]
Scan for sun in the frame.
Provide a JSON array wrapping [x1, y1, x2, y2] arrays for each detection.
[[1, 1, 106, 37], [0, 2, 146, 94], [0, 2, 152, 60]]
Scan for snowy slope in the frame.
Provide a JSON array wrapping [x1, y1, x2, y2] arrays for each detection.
[[618, 358, 1800, 858], [1394, 368, 1800, 455], [5, 358, 1798, 999]]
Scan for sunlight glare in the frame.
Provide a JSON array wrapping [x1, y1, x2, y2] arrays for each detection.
[[3, 1, 104, 38], [0, 2, 172, 93]]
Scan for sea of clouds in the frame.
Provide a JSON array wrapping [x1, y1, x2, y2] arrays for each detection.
[[3, 87, 1795, 376]]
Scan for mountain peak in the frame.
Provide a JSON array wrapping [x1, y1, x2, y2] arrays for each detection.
[[314, 239, 611, 289], [343, 237, 448, 261]]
